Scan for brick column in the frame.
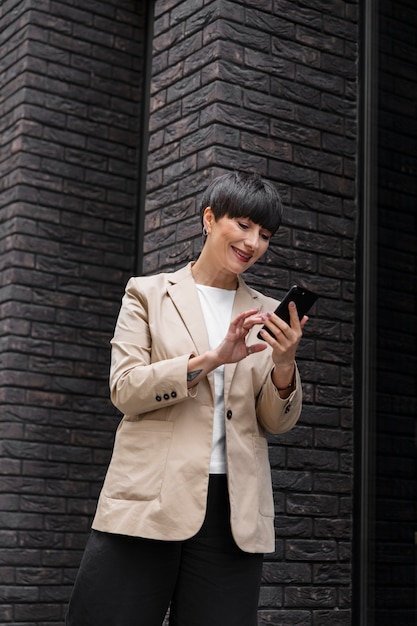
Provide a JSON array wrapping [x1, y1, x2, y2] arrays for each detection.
[[146, 1, 358, 624]]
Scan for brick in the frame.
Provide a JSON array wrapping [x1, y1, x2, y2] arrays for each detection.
[[300, 361, 340, 386], [275, 516, 313, 538], [271, 424, 314, 448], [315, 385, 352, 408], [323, 15, 357, 42], [285, 586, 337, 607], [313, 562, 351, 585], [272, 470, 312, 491], [314, 518, 351, 539], [287, 494, 339, 517], [259, 584, 283, 608], [14, 602, 61, 621], [267, 445, 286, 468], [286, 539, 338, 561], [293, 230, 341, 256], [183, 82, 242, 115], [271, 77, 321, 108], [246, 7, 294, 38], [314, 430, 352, 451], [312, 609, 351, 626], [296, 25, 344, 54], [258, 609, 311, 625], [262, 562, 311, 585], [293, 145, 343, 175], [287, 448, 338, 471], [198, 145, 267, 173], [241, 132, 292, 160], [320, 172, 355, 198], [0, 510, 44, 534]]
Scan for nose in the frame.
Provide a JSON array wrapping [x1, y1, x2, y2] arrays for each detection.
[[244, 229, 260, 250]]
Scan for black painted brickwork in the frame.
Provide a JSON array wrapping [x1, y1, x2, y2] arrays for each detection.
[[1, 0, 360, 624], [0, 1, 146, 623], [146, 1, 357, 625]]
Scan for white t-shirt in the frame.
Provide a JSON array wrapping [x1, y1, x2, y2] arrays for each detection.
[[196, 284, 236, 474]]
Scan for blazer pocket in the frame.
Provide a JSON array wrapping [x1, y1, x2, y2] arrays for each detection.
[[103, 420, 173, 502], [253, 436, 275, 518]]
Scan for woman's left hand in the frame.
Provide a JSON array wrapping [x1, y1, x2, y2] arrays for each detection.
[[256, 301, 308, 393], [259, 302, 307, 365]]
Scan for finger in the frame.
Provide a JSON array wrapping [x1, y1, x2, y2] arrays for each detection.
[[288, 301, 301, 328], [258, 327, 278, 345], [243, 314, 265, 330], [232, 308, 259, 326], [241, 308, 260, 320], [246, 343, 267, 356], [262, 313, 287, 339]]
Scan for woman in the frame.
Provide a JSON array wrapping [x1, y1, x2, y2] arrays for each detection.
[[66, 171, 308, 626]]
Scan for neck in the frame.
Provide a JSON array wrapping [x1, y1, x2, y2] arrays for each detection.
[[191, 260, 238, 290]]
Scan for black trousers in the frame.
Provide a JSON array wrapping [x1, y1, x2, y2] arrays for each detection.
[[66, 475, 264, 626]]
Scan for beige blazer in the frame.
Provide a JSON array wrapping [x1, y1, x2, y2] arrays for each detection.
[[92, 262, 302, 553]]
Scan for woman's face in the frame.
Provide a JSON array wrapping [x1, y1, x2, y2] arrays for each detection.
[[203, 208, 272, 275]]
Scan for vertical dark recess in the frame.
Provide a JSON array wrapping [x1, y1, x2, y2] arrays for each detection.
[[134, 0, 155, 275], [374, 0, 417, 624], [353, 0, 378, 624], [355, 0, 417, 624]]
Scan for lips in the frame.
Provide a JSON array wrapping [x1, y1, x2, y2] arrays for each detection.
[[232, 246, 252, 262]]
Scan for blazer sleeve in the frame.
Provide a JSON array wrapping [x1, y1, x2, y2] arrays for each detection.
[[255, 365, 302, 434], [109, 278, 195, 416]]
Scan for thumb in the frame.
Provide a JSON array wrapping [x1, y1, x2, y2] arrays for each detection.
[[247, 343, 267, 356]]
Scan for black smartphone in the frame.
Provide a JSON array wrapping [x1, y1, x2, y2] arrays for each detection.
[[257, 285, 318, 339]]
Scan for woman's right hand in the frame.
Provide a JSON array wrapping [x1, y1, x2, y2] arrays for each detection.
[[214, 309, 267, 365], [186, 309, 267, 388]]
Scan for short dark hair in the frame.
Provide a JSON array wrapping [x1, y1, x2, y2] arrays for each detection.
[[200, 171, 283, 234]]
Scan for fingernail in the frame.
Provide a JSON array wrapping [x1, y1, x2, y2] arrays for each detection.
[[289, 301, 296, 308]]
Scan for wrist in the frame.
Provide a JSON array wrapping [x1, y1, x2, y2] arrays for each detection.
[[272, 363, 295, 391], [208, 349, 223, 370]]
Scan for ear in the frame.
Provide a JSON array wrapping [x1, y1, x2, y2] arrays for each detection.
[[202, 207, 215, 233]]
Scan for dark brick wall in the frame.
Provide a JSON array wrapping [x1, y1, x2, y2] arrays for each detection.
[[147, 1, 357, 624], [0, 1, 146, 623], [374, 0, 417, 623], [0, 0, 364, 623]]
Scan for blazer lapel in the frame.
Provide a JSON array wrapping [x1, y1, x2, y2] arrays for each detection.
[[166, 263, 211, 358], [224, 275, 263, 402]]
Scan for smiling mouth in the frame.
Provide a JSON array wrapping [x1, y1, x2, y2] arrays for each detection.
[[232, 246, 252, 262]]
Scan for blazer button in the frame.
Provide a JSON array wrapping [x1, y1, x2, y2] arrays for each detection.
[[226, 410, 233, 420], [156, 395, 162, 401], [171, 391, 177, 398], [163, 393, 170, 400]]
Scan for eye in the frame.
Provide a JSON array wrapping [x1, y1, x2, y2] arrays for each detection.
[[237, 221, 249, 230], [260, 232, 271, 241]]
